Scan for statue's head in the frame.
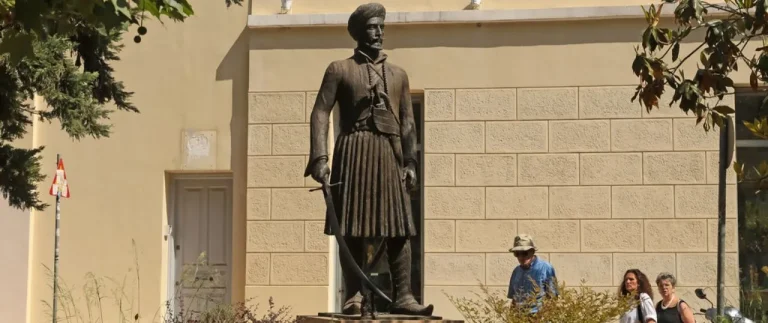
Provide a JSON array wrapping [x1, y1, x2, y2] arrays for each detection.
[[347, 3, 386, 51]]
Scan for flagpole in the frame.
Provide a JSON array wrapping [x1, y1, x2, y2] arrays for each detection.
[[52, 153, 61, 323]]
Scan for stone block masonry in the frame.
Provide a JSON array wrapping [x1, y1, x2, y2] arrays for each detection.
[[246, 92, 331, 315], [421, 86, 740, 319], [246, 87, 741, 319]]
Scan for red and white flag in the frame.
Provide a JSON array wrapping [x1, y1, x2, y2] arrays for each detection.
[[49, 159, 70, 198]]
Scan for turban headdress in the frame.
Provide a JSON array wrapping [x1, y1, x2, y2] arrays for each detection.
[[347, 3, 387, 41]]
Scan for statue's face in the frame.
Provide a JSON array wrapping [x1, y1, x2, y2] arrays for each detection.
[[360, 17, 384, 50]]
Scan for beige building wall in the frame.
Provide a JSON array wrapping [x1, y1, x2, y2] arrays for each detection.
[[245, 91, 332, 314], [0, 197, 31, 323], [13, 0, 747, 321], [420, 86, 740, 319], [25, 1, 249, 322], [1, 105, 34, 323], [247, 15, 745, 320]]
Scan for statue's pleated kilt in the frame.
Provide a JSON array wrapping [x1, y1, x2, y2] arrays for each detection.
[[325, 130, 417, 238]]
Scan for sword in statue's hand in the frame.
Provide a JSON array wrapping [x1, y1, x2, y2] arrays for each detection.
[[309, 176, 392, 304]]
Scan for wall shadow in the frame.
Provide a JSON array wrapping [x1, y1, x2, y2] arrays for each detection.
[[248, 17, 705, 51], [216, 25, 250, 303]]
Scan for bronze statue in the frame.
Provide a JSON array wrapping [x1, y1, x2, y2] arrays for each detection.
[[305, 2, 433, 318]]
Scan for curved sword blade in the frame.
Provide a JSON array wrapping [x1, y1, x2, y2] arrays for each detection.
[[319, 180, 392, 304]]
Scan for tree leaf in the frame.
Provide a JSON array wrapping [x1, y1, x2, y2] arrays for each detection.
[[713, 105, 736, 114], [666, 74, 679, 90], [655, 2, 665, 24], [759, 160, 768, 176], [138, 0, 162, 18], [712, 112, 725, 129], [110, 0, 133, 18], [632, 55, 645, 76], [745, 120, 758, 134], [724, 77, 735, 89], [734, 161, 745, 181], [162, 0, 192, 19], [706, 19, 723, 26], [642, 27, 652, 50], [672, 42, 680, 61], [650, 28, 660, 52], [179, 0, 195, 15], [700, 51, 710, 67], [642, 5, 651, 24]]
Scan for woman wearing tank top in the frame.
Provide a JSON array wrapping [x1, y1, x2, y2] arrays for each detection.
[[654, 272, 695, 323]]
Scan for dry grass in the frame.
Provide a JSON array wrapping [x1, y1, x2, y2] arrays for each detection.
[[41, 239, 297, 323]]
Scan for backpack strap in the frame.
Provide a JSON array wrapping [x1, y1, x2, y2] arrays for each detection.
[[637, 303, 644, 322]]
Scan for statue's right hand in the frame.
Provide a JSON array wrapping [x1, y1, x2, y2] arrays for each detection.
[[311, 161, 330, 184]]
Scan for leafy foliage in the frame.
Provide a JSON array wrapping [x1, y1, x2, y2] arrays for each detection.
[[0, 0, 242, 211], [631, 0, 768, 188], [445, 281, 637, 323], [633, 4, 768, 320]]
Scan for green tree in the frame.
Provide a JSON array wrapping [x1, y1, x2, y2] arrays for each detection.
[[631, 0, 768, 183], [0, 0, 241, 211], [632, 0, 768, 320]]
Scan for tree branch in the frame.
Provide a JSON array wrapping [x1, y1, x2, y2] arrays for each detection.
[[703, 2, 747, 17], [671, 41, 707, 73]]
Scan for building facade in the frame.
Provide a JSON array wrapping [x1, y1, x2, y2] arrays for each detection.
[[2, 1, 755, 322]]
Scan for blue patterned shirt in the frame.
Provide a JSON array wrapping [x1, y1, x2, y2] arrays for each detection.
[[507, 256, 558, 313]]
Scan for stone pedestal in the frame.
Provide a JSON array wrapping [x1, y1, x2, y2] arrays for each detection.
[[296, 313, 464, 323]]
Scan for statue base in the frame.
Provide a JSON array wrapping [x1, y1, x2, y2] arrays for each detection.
[[296, 313, 464, 323]]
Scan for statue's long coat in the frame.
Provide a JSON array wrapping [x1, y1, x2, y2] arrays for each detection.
[[305, 49, 418, 238]]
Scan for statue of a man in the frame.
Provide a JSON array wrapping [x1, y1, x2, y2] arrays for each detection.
[[304, 2, 433, 317]]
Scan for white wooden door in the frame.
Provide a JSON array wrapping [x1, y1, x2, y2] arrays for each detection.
[[171, 177, 232, 319]]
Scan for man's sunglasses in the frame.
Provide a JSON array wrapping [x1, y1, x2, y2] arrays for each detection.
[[513, 251, 531, 257]]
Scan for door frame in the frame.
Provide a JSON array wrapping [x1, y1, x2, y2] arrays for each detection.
[[165, 171, 234, 314]]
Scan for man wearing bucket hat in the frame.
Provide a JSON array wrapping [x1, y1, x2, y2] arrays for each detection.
[[507, 234, 559, 314]]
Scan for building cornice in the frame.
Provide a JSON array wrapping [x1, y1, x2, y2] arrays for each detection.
[[247, 3, 729, 29]]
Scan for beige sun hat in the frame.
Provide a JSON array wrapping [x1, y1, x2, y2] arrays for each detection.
[[509, 234, 537, 252]]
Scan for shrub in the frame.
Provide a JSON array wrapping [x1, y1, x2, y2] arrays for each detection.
[[192, 298, 296, 323], [445, 280, 637, 323], [42, 240, 296, 323]]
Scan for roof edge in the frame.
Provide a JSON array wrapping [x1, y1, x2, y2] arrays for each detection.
[[247, 3, 729, 29]]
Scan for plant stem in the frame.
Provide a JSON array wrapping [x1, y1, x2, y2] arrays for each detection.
[[704, 2, 747, 17]]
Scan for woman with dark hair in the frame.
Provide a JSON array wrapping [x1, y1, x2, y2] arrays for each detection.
[[618, 269, 658, 323]]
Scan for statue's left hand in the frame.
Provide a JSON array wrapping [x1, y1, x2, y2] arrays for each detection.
[[402, 163, 417, 190]]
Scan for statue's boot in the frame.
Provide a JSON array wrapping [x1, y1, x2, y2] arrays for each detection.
[[340, 236, 363, 315], [388, 238, 434, 316], [342, 292, 363, 315]]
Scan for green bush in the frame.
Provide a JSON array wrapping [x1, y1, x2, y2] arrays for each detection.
[[445, 280, 637, 323]]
